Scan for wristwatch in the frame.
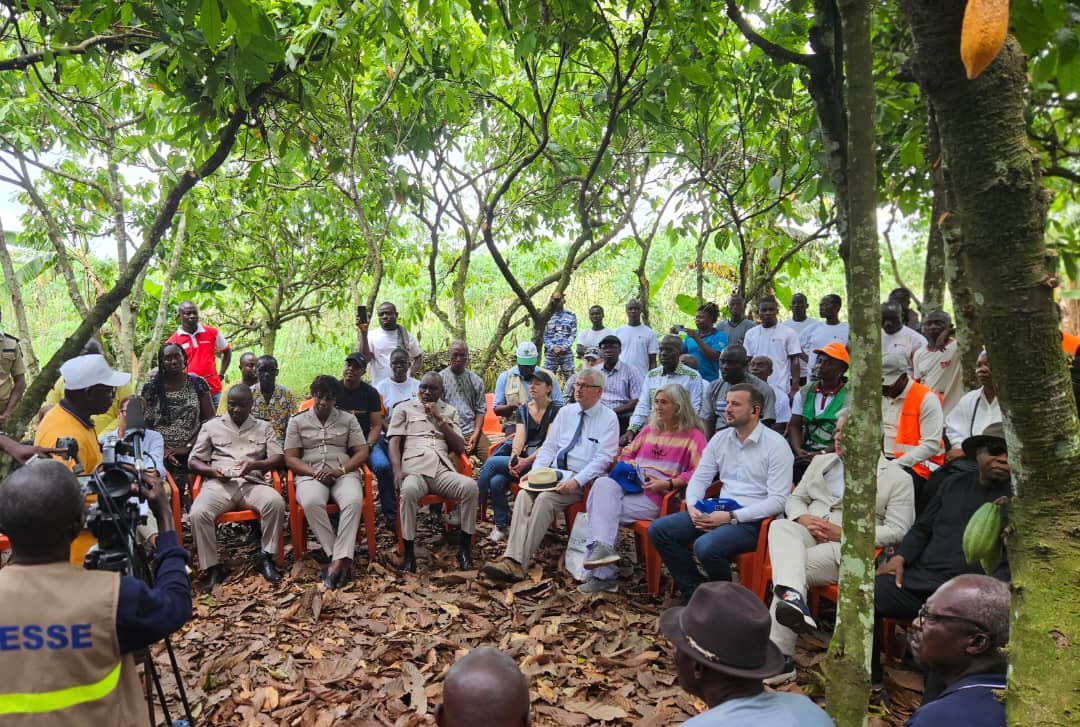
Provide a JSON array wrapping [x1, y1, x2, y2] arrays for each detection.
[[729, 510, 739, 525]]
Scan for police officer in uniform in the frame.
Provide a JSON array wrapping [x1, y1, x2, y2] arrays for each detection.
[[387, 372, 479, 573], [0, 459, 191, 725], [0, 313, 26, 427]]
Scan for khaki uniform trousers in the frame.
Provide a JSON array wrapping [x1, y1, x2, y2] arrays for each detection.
[[400, 468, 478, 541], [191, 478, 285, 569], [767, 517, 841, 655], [503, 488, 582, 568], [296, 472, 364, 561]]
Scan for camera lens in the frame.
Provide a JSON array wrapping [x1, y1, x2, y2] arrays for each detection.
[[99, 467, 135, 500]]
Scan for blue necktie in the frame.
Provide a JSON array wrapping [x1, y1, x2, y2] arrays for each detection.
[[557, 410, 587, 470]]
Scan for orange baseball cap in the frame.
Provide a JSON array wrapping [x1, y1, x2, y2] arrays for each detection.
[[813, 341, 850, 366]]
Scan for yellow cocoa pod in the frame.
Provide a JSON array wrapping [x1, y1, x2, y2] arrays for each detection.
[[960, 0, 1010, 79]]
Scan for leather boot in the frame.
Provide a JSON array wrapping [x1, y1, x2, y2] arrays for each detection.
[[456, 531, 473, 571], [399, 540, 417, 573]]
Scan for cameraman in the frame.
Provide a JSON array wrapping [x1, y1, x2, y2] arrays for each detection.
[[0, 459, 191, 724]]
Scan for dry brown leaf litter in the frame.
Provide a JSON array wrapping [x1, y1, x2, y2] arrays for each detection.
[[145, 516, 923, 725]]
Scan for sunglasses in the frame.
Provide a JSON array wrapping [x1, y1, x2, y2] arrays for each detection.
[[917, 603, 989, 634], [981, 443, 1007, 457]]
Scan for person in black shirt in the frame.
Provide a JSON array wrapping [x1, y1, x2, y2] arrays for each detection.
[[871, 421, 1011, 699], [338, 352, 395, 532]]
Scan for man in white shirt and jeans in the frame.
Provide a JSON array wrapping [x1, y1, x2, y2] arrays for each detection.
[[357, 301, 423, 385], [482, 367, 618, 582], [649, 383, 793, 598]]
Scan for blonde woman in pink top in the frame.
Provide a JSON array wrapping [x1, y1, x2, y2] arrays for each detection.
[[578, 384, 707, 593]]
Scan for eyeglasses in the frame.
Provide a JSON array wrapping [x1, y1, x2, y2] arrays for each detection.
[[574, 382, 602, 389], [981, 443, 1007, 457], [917, 603, 989, 633]]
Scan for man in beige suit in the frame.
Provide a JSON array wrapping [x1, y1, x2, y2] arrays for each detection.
[[764, 411, 915, 685], [388, 372, 479, 573]]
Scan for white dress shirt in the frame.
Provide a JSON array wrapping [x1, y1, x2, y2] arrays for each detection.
[[685, 422, 794, 523], [944, 387, 1001, 449], [533, 401, 619, 485]]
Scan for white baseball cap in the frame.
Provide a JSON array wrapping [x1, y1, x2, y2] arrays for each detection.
[[516, 341, 539, 365], [60, 354, 131, 390]]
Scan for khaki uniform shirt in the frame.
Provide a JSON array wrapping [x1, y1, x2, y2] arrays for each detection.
[[0, 332, 26, 409], [283, 407, 365, 470], [190, 415, 282, 485], [385, 398, 462, 478]]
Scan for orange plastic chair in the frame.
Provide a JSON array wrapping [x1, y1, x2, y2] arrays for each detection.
[[190, 473, 285, 566], [396, 452, 472, 555], [630, 487, 684, 596], [482, 393, 502, 437], [164, 472, 183, 533], [286, 467, 377, 563]]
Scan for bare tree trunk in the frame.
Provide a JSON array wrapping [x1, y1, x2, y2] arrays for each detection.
[[136, 214, 186, 381], [900, 3, 1080, 722], [0, 219, 39, 375], [941, 204, 981, 389], [921, 109, 947, 312], [824, 2, 880, 723]]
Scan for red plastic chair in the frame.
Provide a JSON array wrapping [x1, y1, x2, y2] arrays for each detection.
[[630, 487, 684, 596], [396, 452, 473, 555], [190, 473, 285, 566], [164, 472, 183, 533], [0, 535, 9, 552], [287, 467, 377, 564]]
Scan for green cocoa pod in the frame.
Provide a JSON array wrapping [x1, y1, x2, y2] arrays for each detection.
[[963, 501, 1003, 565], [980, 546, 1002, 576]]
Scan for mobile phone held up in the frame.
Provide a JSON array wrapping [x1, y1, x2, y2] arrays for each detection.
[[357, 305, 368, 324]]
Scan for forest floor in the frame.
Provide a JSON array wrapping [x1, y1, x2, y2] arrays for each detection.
[[150, 514, 926, 726]]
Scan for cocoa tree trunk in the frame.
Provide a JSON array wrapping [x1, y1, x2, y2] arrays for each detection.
[[921, 108, 947, 311], [900, 3, 1080, 722], [824, 1, 881, 723], [136, 213, 186, 382], [0, 218, 39, 376]]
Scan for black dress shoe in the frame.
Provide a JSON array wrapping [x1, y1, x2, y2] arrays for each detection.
[[254, 553, 282, 584], [456, 548, 474, 571], [398, 553, 417, 573], [334, 563, 352, 588], [203, 565, 230, 593], [321, 567, 337, 589]]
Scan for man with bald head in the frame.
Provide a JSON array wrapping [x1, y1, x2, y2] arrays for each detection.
[[437, 647, 530, 727], [388, 372, 479, 572], [0, 459, 191, 724], [906, 575, 1009, 725], [189, 384, 286, 591]]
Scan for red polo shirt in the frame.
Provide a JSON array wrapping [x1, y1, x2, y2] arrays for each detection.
[[166, 324, 229, 394]]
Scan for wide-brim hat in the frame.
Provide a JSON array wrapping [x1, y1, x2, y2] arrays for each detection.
[[962, 421, 1007, 459], [519, 466, 562, 492], [660, 581, 786, 679]]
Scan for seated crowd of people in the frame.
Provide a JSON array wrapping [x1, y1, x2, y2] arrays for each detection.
[[3, 287, 1051, 725]]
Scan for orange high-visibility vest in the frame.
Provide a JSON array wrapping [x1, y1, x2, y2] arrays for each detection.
[[894, 381, 945, 479]]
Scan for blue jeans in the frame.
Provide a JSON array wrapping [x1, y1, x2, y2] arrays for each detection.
[[476, 455, 513, 529], [211, 392, 221, 410], [368, 440, 395, 524], [648, 511, 761, 596]]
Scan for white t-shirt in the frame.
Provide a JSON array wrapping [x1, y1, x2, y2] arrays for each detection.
[[772, 383, 792, 424], [615, 323, 659, 373], [782, 317, 821, 364], [913, 341, 964, 415], [375, 376, 420, 417], [882, 326, 927, 372], [805, 322, 850, 372], [363, 325, 422, 385], [743, 323, 803, 390], [577, 327, 616, 351]]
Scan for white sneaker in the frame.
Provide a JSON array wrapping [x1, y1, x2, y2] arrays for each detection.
[[487, 528, 505, 543]]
